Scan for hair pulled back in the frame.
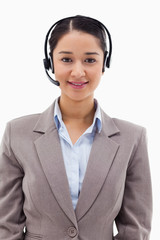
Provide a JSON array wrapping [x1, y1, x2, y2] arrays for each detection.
[[49, 15, 107, 56]]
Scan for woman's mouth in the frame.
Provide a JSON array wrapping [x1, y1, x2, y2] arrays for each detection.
[[67, 81, 88, 89]]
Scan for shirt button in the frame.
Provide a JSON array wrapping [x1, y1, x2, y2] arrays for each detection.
[[67, 226, 78, 238]]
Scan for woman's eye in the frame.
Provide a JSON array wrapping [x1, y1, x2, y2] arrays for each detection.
[[61, 58, 72, 62], [85, 58, 96, 63]]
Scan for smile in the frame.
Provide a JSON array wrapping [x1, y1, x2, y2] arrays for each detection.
[[68, 81, 88, 89]]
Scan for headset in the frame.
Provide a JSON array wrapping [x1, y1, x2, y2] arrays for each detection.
[[43, 16, 112, 86]]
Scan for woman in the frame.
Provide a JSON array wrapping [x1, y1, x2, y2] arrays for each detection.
[[0, 15, 152, 240]]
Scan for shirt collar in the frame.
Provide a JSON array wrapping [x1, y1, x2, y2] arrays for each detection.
[[54, 97, 63, 130], [54, 97, 102, 133]]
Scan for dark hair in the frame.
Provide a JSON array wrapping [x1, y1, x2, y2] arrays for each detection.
[[49, 15, 107, 56]]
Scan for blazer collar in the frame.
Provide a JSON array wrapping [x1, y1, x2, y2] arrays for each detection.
[[33, 102, 56, 133], [33, 100, 120, 224], [33, 101, 120, 137], [101, 107, 120, 137]]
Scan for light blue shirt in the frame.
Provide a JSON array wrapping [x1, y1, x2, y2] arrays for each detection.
[[54, 98, 102, 209]]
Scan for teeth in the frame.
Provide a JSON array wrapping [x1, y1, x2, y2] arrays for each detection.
[[72, 83, 83, 86]]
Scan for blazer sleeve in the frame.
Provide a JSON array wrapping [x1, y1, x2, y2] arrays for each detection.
[[114, 128, 152, 240], [0, 122, 26, 240]]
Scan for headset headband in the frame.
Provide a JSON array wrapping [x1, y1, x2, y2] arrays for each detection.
[[43, 16, 112, 86]]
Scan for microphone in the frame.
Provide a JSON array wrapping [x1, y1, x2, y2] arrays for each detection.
[[44, 69, 60, 86]]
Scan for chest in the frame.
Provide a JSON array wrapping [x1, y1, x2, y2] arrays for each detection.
[[64, 121, 93, 145]]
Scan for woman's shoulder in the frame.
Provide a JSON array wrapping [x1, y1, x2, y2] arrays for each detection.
[[9, 113, 41, 128], [112, 117, 145, 132], [101, 110, 146, 141], [102, 109, 145, 132], [103, 116, 147, 152], [111, 117, 147, 145], [4, 114, 42, 139], [6, 102, 55, 135], [1, 113, 42, 143]]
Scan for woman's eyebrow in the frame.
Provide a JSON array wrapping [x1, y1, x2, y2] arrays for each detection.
[[58, 51, 100, 55], [85, 52, 100, 55], [58, 51, 72, 54]]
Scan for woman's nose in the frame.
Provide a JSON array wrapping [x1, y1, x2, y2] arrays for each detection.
[[71, 62, 85, 78]]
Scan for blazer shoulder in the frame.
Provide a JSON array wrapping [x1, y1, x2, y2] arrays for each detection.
[[108, 118, 148, 155], [10, 113, 40, 125], [113, 117, 145, 131], [101, 109, 145, 135], [111, 117, 146, 139], [8, 113, 41, 134], [5, 102, 56, 138]]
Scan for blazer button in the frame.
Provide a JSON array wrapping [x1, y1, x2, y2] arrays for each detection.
[[67, 226, 78, 238]]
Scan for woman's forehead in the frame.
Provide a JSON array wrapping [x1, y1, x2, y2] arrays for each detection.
[[55, 30, 102, 50]]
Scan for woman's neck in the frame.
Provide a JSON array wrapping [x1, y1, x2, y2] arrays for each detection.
[[59, 95, 95, 124]]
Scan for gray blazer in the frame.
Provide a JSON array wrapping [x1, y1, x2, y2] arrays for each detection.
[[0, 101, 152, 240]]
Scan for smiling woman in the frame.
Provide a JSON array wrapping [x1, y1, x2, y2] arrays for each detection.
[[53, 30, 104, 104], [0, 15, 152, 240]]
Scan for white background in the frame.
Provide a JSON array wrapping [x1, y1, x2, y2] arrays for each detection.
[[0, 0, 159, 238]]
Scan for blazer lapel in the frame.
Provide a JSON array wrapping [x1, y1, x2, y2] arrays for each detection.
[[33, 102, 77, 228], [75, 110, 120, 221]]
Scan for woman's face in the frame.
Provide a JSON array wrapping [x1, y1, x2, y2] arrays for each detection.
[[53, 30, 104, 102]]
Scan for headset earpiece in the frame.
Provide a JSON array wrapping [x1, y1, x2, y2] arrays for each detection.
[[49, 53, 54, 73], [102, 51, 108, 72], [43, 53, 59, 86], [106, 52, 111, 68], [43, 58, 51, 71]]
